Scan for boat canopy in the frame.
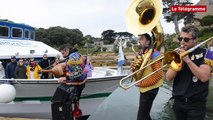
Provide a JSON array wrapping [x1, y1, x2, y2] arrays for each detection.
[[0, 38, 61, 59]]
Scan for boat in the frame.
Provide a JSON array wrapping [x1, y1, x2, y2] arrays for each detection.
[[0, 66, 126, 119], [0, 20, 127, 119]]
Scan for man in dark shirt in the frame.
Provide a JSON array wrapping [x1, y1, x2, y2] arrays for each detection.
[[166, 25, 213, 120], [5, 56, 17, 79], [39, 54, 51, 79]]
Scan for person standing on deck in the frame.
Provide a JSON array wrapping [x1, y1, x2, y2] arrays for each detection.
[[14, 58, 27, 79], [39, 54, 51, 79], [5, 55, 17, 79], [131, 33, 163, 120], [26, 58, 42, 79]]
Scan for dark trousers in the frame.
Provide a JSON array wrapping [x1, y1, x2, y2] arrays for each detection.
[[137, 92, 157, 120], [75, 83, 85, 101], [173, 98, 206, 120]]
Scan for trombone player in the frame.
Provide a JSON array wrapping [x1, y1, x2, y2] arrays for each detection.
[[131, 33, 163, 120], [166, 25, 213, 120]]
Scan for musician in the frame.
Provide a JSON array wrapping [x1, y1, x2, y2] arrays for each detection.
[[166, 25, 213, 120], [57, 44, 87, 102], [131, 33, 163, 120]]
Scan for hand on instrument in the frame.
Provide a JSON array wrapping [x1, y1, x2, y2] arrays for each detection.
[[131, 59, 143, 71], [178, 48, 191, 64], [183, 55, 191, 64], [177, 48, 185, 54], [135, 82, 141, 87], [131, 61, 137, 69], [58, 77, 66, 83]]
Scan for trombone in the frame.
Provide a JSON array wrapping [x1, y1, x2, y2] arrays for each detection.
[[120, 36, 213, 90]]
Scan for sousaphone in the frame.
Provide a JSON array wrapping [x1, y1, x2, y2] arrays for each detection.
[[126, 0, 163, 47], [126, 0, 163, 33], [120, 0, 164, 89]]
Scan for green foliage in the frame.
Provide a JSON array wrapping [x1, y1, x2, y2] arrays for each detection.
[[102, 47, 107, 52], [101, 30, 116, 44], [115, 32, 134, 38], [35, 26, 84, 48], [126, 41, 132, 48], [163, 34, 179, 50], [101, 30, 134, 45], [84, 35, 95, 44], [200, 15, 213, 27], [199, 28, 213, 42]]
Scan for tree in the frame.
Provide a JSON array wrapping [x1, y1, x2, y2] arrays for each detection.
[[163, 0, 193, 34], [183, 13, 195, 25], [115, 32, 133, 38], [84, 35, 95, 44], [101, 30, 116, 44], [163, 34, 179, 50], [36, 28, 52, 46], [200, 15, 213, 28], [36, 26, 84, 47]]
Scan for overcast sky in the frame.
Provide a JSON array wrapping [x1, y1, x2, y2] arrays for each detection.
[[0, 0, 200, 37]]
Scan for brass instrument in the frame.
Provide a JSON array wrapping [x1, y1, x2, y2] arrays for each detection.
[[120, 36, 213, 90], [121, 0, 164, 89], [126, 0, 164, 49], [41, 63, 66, 78]]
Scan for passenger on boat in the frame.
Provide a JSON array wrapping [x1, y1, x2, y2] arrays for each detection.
[[39, 54, 51, 79], [52, 54, 61, 67], [26, 58, 42, 79], [14, 58, 27, 79], [5, 55, 17, 79], [85, 56, 93, 77], [57, 44, 87, 102], [24, 58, 29, 67]]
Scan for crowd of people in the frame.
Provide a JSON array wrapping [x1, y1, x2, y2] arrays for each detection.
[[5, 55, 50, 79], [4, 52, 94, 80]]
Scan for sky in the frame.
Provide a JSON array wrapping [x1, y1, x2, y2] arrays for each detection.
[[0, 0, 200, 37]]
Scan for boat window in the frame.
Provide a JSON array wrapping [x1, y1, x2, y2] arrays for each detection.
[[12, 27, 23, 38], [25, 30, 30, 39], [30, 31, 35, 40], [0, 26, 9, 38]]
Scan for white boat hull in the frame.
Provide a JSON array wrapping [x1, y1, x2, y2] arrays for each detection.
[[0, 75, 126, 119]]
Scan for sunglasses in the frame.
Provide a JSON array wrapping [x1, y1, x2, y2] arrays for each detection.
[[178, 37, 195, 42]]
